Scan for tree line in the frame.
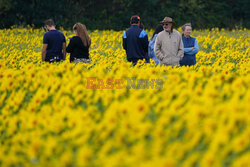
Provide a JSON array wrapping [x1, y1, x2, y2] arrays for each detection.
[[0, 0, 249, 30]]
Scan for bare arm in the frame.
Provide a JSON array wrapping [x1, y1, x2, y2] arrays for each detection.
[[41, 44, 48, 61], [62, 42, 66, 60]]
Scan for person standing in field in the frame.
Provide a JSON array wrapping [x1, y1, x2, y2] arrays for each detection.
[[139, 22, 150, 63], [122, 15, 149, 65], [66, 23, 91, 63], [179, 23, 199, 66], [154, 17, 184, 66], [42, 19, 66, 62], [148, 25, 164, 65]]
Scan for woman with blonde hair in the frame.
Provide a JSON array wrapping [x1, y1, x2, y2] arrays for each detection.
[[66, 23, 91, 63]]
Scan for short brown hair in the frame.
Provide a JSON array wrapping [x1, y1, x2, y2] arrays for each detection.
[[44, 19, 55, 27]]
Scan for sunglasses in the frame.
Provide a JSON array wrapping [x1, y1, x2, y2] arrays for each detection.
[[163, 23, 172, 26]]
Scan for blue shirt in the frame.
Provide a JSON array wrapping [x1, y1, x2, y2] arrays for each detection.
[[148, 34, 160, 65], [43, 30, 66, 60]]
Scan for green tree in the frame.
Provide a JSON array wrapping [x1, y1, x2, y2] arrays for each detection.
[[0, 0, 249, 29]]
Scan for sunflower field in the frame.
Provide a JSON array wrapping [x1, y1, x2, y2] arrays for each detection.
[[0, 27, 249, 167]]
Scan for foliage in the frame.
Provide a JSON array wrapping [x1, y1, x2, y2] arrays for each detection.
[[0, 0, 249, 30]]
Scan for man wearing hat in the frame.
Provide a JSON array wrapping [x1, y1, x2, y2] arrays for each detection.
[[154, 17, 184, 66], [122, 15, 149, 65]]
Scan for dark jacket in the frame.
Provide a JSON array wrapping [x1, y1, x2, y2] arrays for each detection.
[[122, 25, 149, 62], [66, 36, 90, 62]]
